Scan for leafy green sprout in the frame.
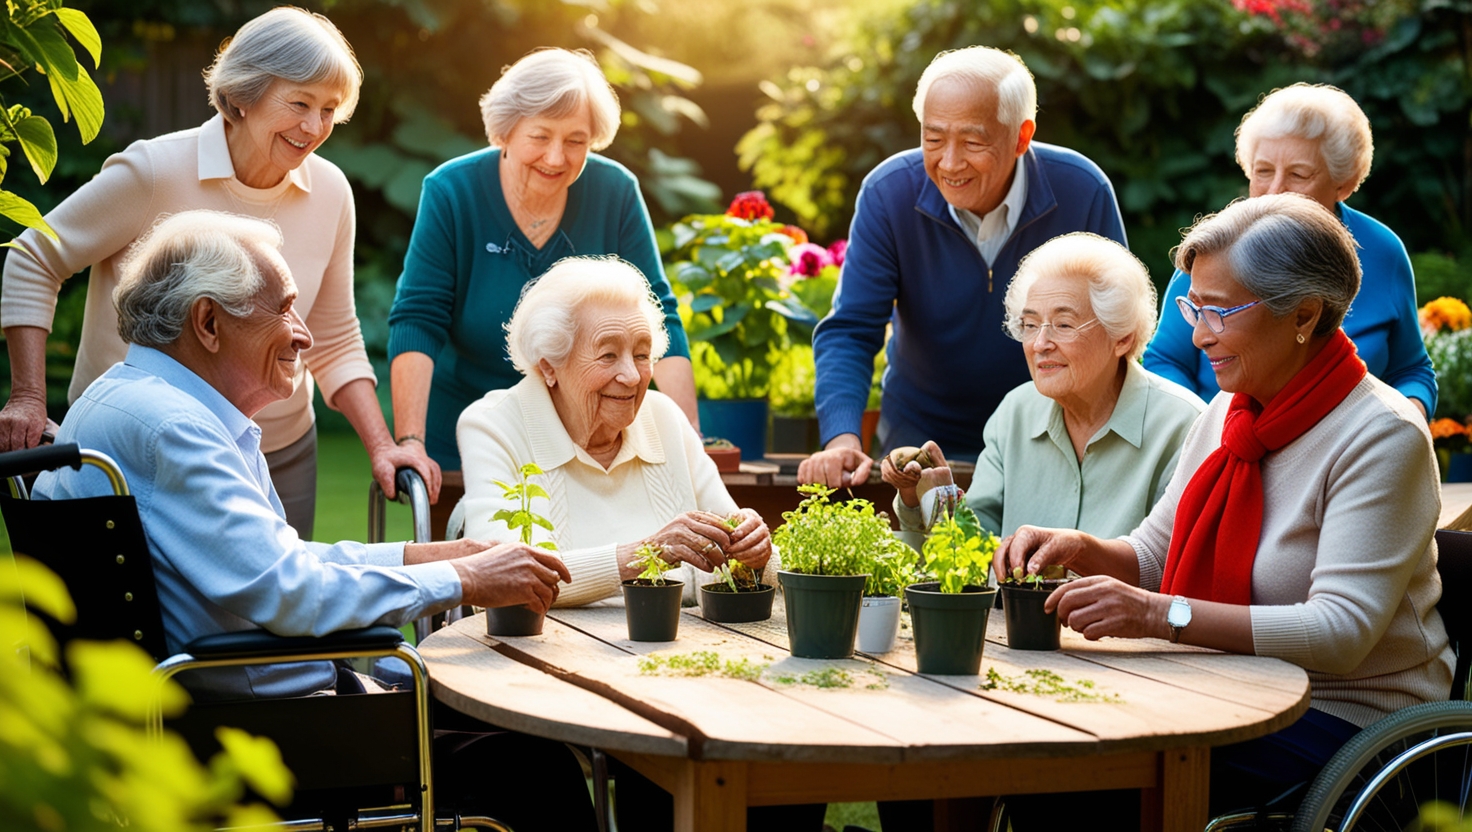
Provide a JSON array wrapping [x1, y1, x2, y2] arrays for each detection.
[[1004, 564, 1069, 589], [626, 542, 678, 586], [712, 558, 761, 592], [491, 462, 557, 551], [980, 668, 1122, 704], [637, 651, 768, 681], [919, 503, 998, 593], [773, 483, 910, 577]]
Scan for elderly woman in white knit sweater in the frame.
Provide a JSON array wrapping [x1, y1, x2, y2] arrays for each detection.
[[998, 193, 1452, 817], [456, 255, 772, 606]]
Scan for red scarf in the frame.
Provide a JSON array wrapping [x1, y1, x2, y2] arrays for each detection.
[[1159, 330, 1366, 604]]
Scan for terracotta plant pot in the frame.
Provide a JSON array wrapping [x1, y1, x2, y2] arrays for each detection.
[[778, 571, 867, 659], [621, 580, 684, 642], [485, 604, 545, 637], [699, 583, 775, 623], [704, 445, 741, 473], [1001, 582, 1067, 651], [906, 581, 997, 675], [855, 595, 902, 654]]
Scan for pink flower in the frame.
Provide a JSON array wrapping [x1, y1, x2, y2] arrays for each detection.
[[827, 239, 847, 267], [787, 243, 833, 278]]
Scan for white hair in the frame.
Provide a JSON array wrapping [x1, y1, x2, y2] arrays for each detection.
[[115, 211, 283, 348], [479, 48, 621, 150], [1004, 232, 1158, 361], [204, 6, 362, 124], [912, 46, 1037, 130], [1235, 83, 1374, 192], [505, 256, 669, 375]]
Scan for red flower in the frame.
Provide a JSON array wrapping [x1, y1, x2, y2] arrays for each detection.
[[727, 191, 775, 221]]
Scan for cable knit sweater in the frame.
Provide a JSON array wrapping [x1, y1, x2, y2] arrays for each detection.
[[457, 375, 744, 607], [1127, 375, 1453, 727]]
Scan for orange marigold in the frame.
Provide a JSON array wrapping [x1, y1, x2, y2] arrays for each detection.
[[778, 225, 809, 245], [1431, 418, 1468, 441], [1420, 296, 1472, 334]]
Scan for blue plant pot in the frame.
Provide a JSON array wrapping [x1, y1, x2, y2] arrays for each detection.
[[698, 398, 768, 460]]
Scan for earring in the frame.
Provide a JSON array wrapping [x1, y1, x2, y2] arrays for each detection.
[[1296, 333, 1306, 344], [546, 376, 556, 388]]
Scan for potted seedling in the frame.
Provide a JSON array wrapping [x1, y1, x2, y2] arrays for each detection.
[[622, 542, 684, 642], [699, 516, 775, 623], [855, 545, 918, 654], [773, 484, 907, 659], [906, 503, 1000, 675], [702, 437, 741, 473], [1000, 565, 1071, 651], [486, 462, 559, 637]]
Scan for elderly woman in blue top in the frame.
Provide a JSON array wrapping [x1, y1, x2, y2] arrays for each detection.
[[388, 47, 697, 510], [1144, 82, 1436, 417]]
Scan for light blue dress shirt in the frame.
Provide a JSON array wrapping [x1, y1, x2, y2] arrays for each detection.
[[34, 345, 462, 700]]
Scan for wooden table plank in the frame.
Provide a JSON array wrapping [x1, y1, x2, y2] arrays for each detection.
[[1443, 482, 1472, 530]]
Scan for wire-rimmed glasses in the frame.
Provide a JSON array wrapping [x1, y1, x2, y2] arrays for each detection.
[[1008, 318, 1101, 344]]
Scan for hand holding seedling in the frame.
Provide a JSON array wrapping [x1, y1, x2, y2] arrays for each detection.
[[450, 541, 571, 612], [720, 508, 772, 569], [617, 510, 734, 580]]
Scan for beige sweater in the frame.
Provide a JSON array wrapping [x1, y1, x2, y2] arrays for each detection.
[[457, 376, 743, 607], [1128, 375, 1454, 727], [0, 115, 372, 452]]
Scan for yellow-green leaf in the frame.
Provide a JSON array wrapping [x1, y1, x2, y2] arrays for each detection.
[[223, 803, 285, 830], [0, 188, 55, 238], [69, 639, 190, 719], [10, 555, 75, 625], [15, 114, 56, 183], [44, 60, 103, 143], [52, 9, 101, 69], [12, 19, 80, 83], [215, 726, 294, 806]]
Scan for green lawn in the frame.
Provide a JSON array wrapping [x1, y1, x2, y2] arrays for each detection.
[[313, 429, 417, 544]]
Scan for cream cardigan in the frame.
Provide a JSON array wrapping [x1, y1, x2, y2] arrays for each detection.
[[1128, 375, 1454, 727], [0, 115, 373, 453], [457, 376, 745, 607]]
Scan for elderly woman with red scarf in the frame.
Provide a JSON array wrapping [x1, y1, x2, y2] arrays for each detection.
[[996, 193, 1452, 816]]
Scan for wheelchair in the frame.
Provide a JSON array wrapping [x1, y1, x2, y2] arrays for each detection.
[[0, 443, 510, 832]]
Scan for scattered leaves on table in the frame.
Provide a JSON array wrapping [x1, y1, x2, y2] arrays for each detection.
[[980, 668, 1122, 703]]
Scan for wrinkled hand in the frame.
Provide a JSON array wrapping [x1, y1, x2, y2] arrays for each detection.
[[994, 525, 1091, 585], [451, 540, 571, 613], [369, 440, 442, 504], [881, 441, 954, 509], [799, 446, 874, 488], [1047, 575, 1170, 641], [641, 510, 735, 574], [722, 507, 772, 570], [0, 394, 50, 452]]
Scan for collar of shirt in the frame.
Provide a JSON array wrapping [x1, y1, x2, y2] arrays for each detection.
[[197, 113, 313, 193], [517, 375, 667, 474], [122, 343, 262, 453], [1030, 360, 1150, 452], [948, 156, 1028, 255]]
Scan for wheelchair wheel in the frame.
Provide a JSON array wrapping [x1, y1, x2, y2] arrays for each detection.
[[1290, 701, 1472, 832]]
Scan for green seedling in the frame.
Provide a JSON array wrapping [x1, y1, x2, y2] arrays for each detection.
[[712, 558, 762, 593], [773, 483, 913, 576], [1004, 563, 1069, 588], [626, 542, 678, 586], [919, 503, 997, 593], [491, 462, 557, 550]]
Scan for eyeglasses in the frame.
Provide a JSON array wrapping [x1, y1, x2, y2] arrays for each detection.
[[1176, 296, 1268, 334], [1009, 318, 1101, 344]]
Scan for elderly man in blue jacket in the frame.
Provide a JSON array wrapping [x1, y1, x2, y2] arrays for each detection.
[[800, 45, 1127, 487]]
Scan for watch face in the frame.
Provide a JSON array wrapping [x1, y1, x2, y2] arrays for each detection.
[[1168, 599, 1191, 628]]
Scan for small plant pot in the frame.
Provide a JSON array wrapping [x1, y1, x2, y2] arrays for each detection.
[[699, 583, 775, 623], [704, 445, 741, 473], [905, 581, 998, 675], [855, 595, 902, 654], [485, 604, 545, 637], [621, 580, 684, 642], [778, 571, 867, 659], [1001, 582, 1065, 651]]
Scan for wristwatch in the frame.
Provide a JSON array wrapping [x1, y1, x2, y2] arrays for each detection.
[[1167, 595, 1192, 643]]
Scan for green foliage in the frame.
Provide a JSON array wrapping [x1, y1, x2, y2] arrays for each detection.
[[0, 556, 293, 830], [772, 663, 889, 690], [1002, 563, 1068, 588], [1412, 250, 1472, 309], [0, 0, 104, 237], [1426, 328, 1472, 421], [980, 667, 1121, 703], [637, 650, 768, 680], [626, 542, 677, 585], [491, 462, 557, 551], [865, 543, 918, 598], [711, 557, 761, 593], [772, 483, 912, 576], [920, 503, 998, 593]]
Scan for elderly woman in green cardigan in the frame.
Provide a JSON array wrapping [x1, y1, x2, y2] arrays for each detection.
[[387, 47, 698, 515]]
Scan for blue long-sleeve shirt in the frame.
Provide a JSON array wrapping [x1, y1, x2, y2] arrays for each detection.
[[34, 346, 462, 700], [1143, 202, 1437, 415], [813, 145, 1126, 458]]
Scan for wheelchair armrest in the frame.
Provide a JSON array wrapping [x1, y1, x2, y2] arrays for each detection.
[[0, 442, 81, 479], [182, 625, 406, 660]]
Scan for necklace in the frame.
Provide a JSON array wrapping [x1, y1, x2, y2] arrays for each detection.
[[501, 157, 564, 245], [221, 178, 290, 223]]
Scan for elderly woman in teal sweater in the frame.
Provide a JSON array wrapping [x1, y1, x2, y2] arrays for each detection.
[[388, 48, 697, 513]]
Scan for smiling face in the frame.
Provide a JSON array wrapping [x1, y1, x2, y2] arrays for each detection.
[[1187, 252, 1317, 405], [215, 246, 313, 417], [1246, 135, 1354, 212], [1021, 273, 1131, 412], [501, 105, 594, 201], [544, 301, 655, 453], [921, 76, 1033, 217], [228, 79, 342, 188]]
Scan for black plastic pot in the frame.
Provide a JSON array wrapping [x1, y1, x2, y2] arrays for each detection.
[[485, 604, 545, 637], [621, 580, 684, 642], [905, 581, 998, 675], [778, 571, 867, 659], [1001, 582, 1065, 651], [699, 583, 775, 623]]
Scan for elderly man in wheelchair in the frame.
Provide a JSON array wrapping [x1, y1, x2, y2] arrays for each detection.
[[29, 210, 600, 830]]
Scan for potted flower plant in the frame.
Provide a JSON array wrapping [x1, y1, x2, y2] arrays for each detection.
[[486, 462, 559, 637], [622, 543, 683, 642], [855, 544, 919, 654], [906, 504, 1000, 675], [1423, 296, 1472, 482], [772, 484, 908, 658], [999, 565, 1071, 651]]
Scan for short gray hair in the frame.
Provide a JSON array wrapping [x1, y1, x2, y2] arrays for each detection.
[[1004, 232, 1158, 361], [1173, 193, 1361, 337], [115, 211, 283, 348], [480, 48, 620, 150], [912, 46, 1037, 130], [1235, 83, 1373, 192], [204, 7, 362, 124], [505, 256, 669, 375]]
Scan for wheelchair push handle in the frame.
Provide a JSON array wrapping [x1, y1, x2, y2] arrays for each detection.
[[0, 442, 82, 479]]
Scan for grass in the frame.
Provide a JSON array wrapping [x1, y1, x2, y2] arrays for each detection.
[[313, 429, 416, 544]]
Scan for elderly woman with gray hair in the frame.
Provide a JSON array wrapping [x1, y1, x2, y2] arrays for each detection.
[[998, 194, 1452, 818], [0, 7, 430, 538], [1145, 82, 1436, 418], [882, 232, 1204, 540], [389, 48, 698, 536]]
